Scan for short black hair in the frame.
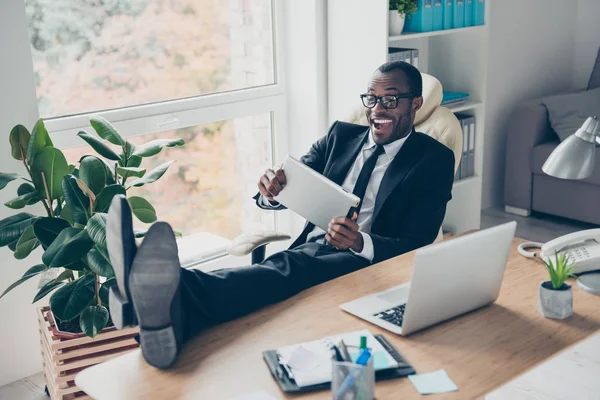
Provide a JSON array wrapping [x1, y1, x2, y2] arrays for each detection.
[[377, 61, 422, 96]]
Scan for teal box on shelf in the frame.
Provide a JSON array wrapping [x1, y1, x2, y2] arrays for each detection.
[[432, 0, 444, 30], [453, 0, 465, 28], [405, 0, 434, 33], [443, 0, 453, 30], [464, 0, 475, 26], [474, 0, 485, 25]]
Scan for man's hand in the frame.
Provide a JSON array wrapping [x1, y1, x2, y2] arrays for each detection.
[[258, 167, 287, 201], [325, 213, 364, 252]]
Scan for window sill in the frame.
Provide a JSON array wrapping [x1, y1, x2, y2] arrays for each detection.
[[177, 232, 232, 269]]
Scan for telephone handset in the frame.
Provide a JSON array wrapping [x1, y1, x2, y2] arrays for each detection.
[[518, 229, 600, 274]]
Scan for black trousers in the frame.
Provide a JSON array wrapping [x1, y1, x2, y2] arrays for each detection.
[[179, 242, 371, 341]]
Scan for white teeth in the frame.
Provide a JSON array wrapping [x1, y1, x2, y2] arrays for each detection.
[[373, 118, 392, 124]]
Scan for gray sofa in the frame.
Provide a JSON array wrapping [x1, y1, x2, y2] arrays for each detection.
[[504, 48, 600, 224]]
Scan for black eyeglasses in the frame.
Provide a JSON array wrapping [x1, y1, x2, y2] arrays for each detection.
[[360, 92, 420, 109]]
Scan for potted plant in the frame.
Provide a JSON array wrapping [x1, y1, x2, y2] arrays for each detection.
[[389, 0, 418, 36], [0, 116, 183, 398], [538, 252, 576, 320]]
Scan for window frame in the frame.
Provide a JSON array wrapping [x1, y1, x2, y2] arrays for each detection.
[[36, 0, 292, 265]]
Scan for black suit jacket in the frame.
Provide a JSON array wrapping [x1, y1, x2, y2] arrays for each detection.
[[255, 121, 455, 264]]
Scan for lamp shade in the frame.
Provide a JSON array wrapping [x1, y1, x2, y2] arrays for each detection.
[[542, 116, 600, 180]]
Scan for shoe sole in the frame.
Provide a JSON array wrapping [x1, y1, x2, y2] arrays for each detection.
[[106, 195, 138, 329], [129, 222, 181, 369]]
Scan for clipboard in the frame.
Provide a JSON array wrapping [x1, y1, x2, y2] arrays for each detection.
[[262, 334, 415, 393]]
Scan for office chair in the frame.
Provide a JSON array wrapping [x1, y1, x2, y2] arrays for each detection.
[[228, 73, 463, 262]]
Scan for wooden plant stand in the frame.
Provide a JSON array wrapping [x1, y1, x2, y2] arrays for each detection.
[[37, 306, 139, 399]]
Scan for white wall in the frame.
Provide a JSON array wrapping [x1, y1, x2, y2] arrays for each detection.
[[0, 0, 45, 387], [481, 0, 578, 209], [572, 0, 600, 90]]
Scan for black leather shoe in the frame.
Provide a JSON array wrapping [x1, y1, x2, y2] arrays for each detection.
[[107, 195, 138, 329], [127, 221, 183, 369]]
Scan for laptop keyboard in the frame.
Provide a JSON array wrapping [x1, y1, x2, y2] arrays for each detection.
[[373, 304, 406, 327]]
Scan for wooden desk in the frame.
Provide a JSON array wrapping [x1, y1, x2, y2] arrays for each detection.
[[76, 238, 600, 399]]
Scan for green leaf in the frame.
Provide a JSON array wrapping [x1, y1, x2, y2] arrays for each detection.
[[9, 124, 31, 161], [59, 205, 73, 225], [129, 196, 157, 223], [102, 160, 117, 185], [0, 213, 36, 247], [67, 261, 88, 271], [99, 278, 116, 306], [62, 176, 91, 225], [128, 160, 174, 188], [94, 184, 126, 213], [1, 264, 47, 298], [132, 138, 185, 158], [90, 116, 125, 146], [8, 239, 18, 252], [116, 167, 146, 179], [4, 191, 41, 209], [31, 147, 69, 200], [17, 183, 41, 205], [26, 119, 53, 166], [86, 213, 107, 247], [77, 131, 120, 161], [0, 173, 19, 191], [33, 217, 71, 249], [14, 225, 40, 260], [49, 274, 95, 321], [86, 246, 114, 278], [79, 305, 109, 338], [79, 156, 108, 196], [42, 228, 94, 268], [33, 280, 65, 303]]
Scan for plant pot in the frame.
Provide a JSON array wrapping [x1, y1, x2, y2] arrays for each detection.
[[538, 281, 573, 319], [388, 10, 406, 36], [37, 306, 139, 399]]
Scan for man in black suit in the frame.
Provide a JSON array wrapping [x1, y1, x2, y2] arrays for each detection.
[[107, 61, 455, 368]]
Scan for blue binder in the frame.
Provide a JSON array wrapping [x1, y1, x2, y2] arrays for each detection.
[[432, 0, 443, 31], [464, 0, 474, 26], [473, 0, 485, 25], [405, 0, 434, 32], [453, 0, 465, 29], [443, 0, 453, 30]]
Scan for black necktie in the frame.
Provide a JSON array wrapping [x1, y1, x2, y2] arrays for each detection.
[[351, 145, 385, 215]]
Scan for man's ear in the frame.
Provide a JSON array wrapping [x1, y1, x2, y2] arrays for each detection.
[[412, 96, 423, 112]]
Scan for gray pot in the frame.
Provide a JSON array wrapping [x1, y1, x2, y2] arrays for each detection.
[[538, 281, 573, 319]]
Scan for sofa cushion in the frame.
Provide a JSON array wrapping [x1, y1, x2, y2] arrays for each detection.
[[532, 142, 600, 185], [541, 86, 600, 142]]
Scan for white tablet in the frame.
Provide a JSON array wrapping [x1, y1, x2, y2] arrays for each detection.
[[273, 156, 360, 231]]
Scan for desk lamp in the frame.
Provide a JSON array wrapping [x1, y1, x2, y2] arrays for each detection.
[[542, 116, 600, 295]]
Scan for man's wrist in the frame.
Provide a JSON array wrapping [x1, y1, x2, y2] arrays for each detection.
[[351, 233, 364, 252]]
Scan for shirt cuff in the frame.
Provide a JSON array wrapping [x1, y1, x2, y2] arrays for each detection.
[[350, 232, 374, 262], [260, 195, 280, 208]]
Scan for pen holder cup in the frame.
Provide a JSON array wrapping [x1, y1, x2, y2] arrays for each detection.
[[331, 357, 375, 400]]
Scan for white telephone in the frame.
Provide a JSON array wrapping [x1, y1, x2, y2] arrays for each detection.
[[518, 229, 600, 274]]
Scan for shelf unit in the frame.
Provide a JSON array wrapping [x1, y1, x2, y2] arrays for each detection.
[[328, 0, 491, 234]]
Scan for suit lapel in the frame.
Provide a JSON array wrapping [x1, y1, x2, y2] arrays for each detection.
[[326, 128, 370, 185], [373, 132, 423, 221]]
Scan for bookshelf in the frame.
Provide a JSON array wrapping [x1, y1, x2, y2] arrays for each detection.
[[327, 0, 491, 235]]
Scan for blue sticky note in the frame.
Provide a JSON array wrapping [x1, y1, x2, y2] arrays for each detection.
[[408, 369, 458, 395]]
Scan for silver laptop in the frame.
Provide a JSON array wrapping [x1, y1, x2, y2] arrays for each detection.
[[339, 221, 517, 335]]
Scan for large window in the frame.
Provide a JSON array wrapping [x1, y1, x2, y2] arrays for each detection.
[[26, 0, 275, 118], [25, 0, 289, 258], [62, 114, 275, 239]]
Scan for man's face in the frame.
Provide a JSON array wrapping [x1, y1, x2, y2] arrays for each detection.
[[364, 70, 423, 145]]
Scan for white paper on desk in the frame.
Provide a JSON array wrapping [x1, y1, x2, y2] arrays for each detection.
[[277, 329, 398, 388]]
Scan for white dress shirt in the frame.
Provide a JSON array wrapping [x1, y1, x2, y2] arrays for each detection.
[[263, 130, 411, 262]]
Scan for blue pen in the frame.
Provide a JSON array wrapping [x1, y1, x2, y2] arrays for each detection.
[[334, 343, 372, 399]]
